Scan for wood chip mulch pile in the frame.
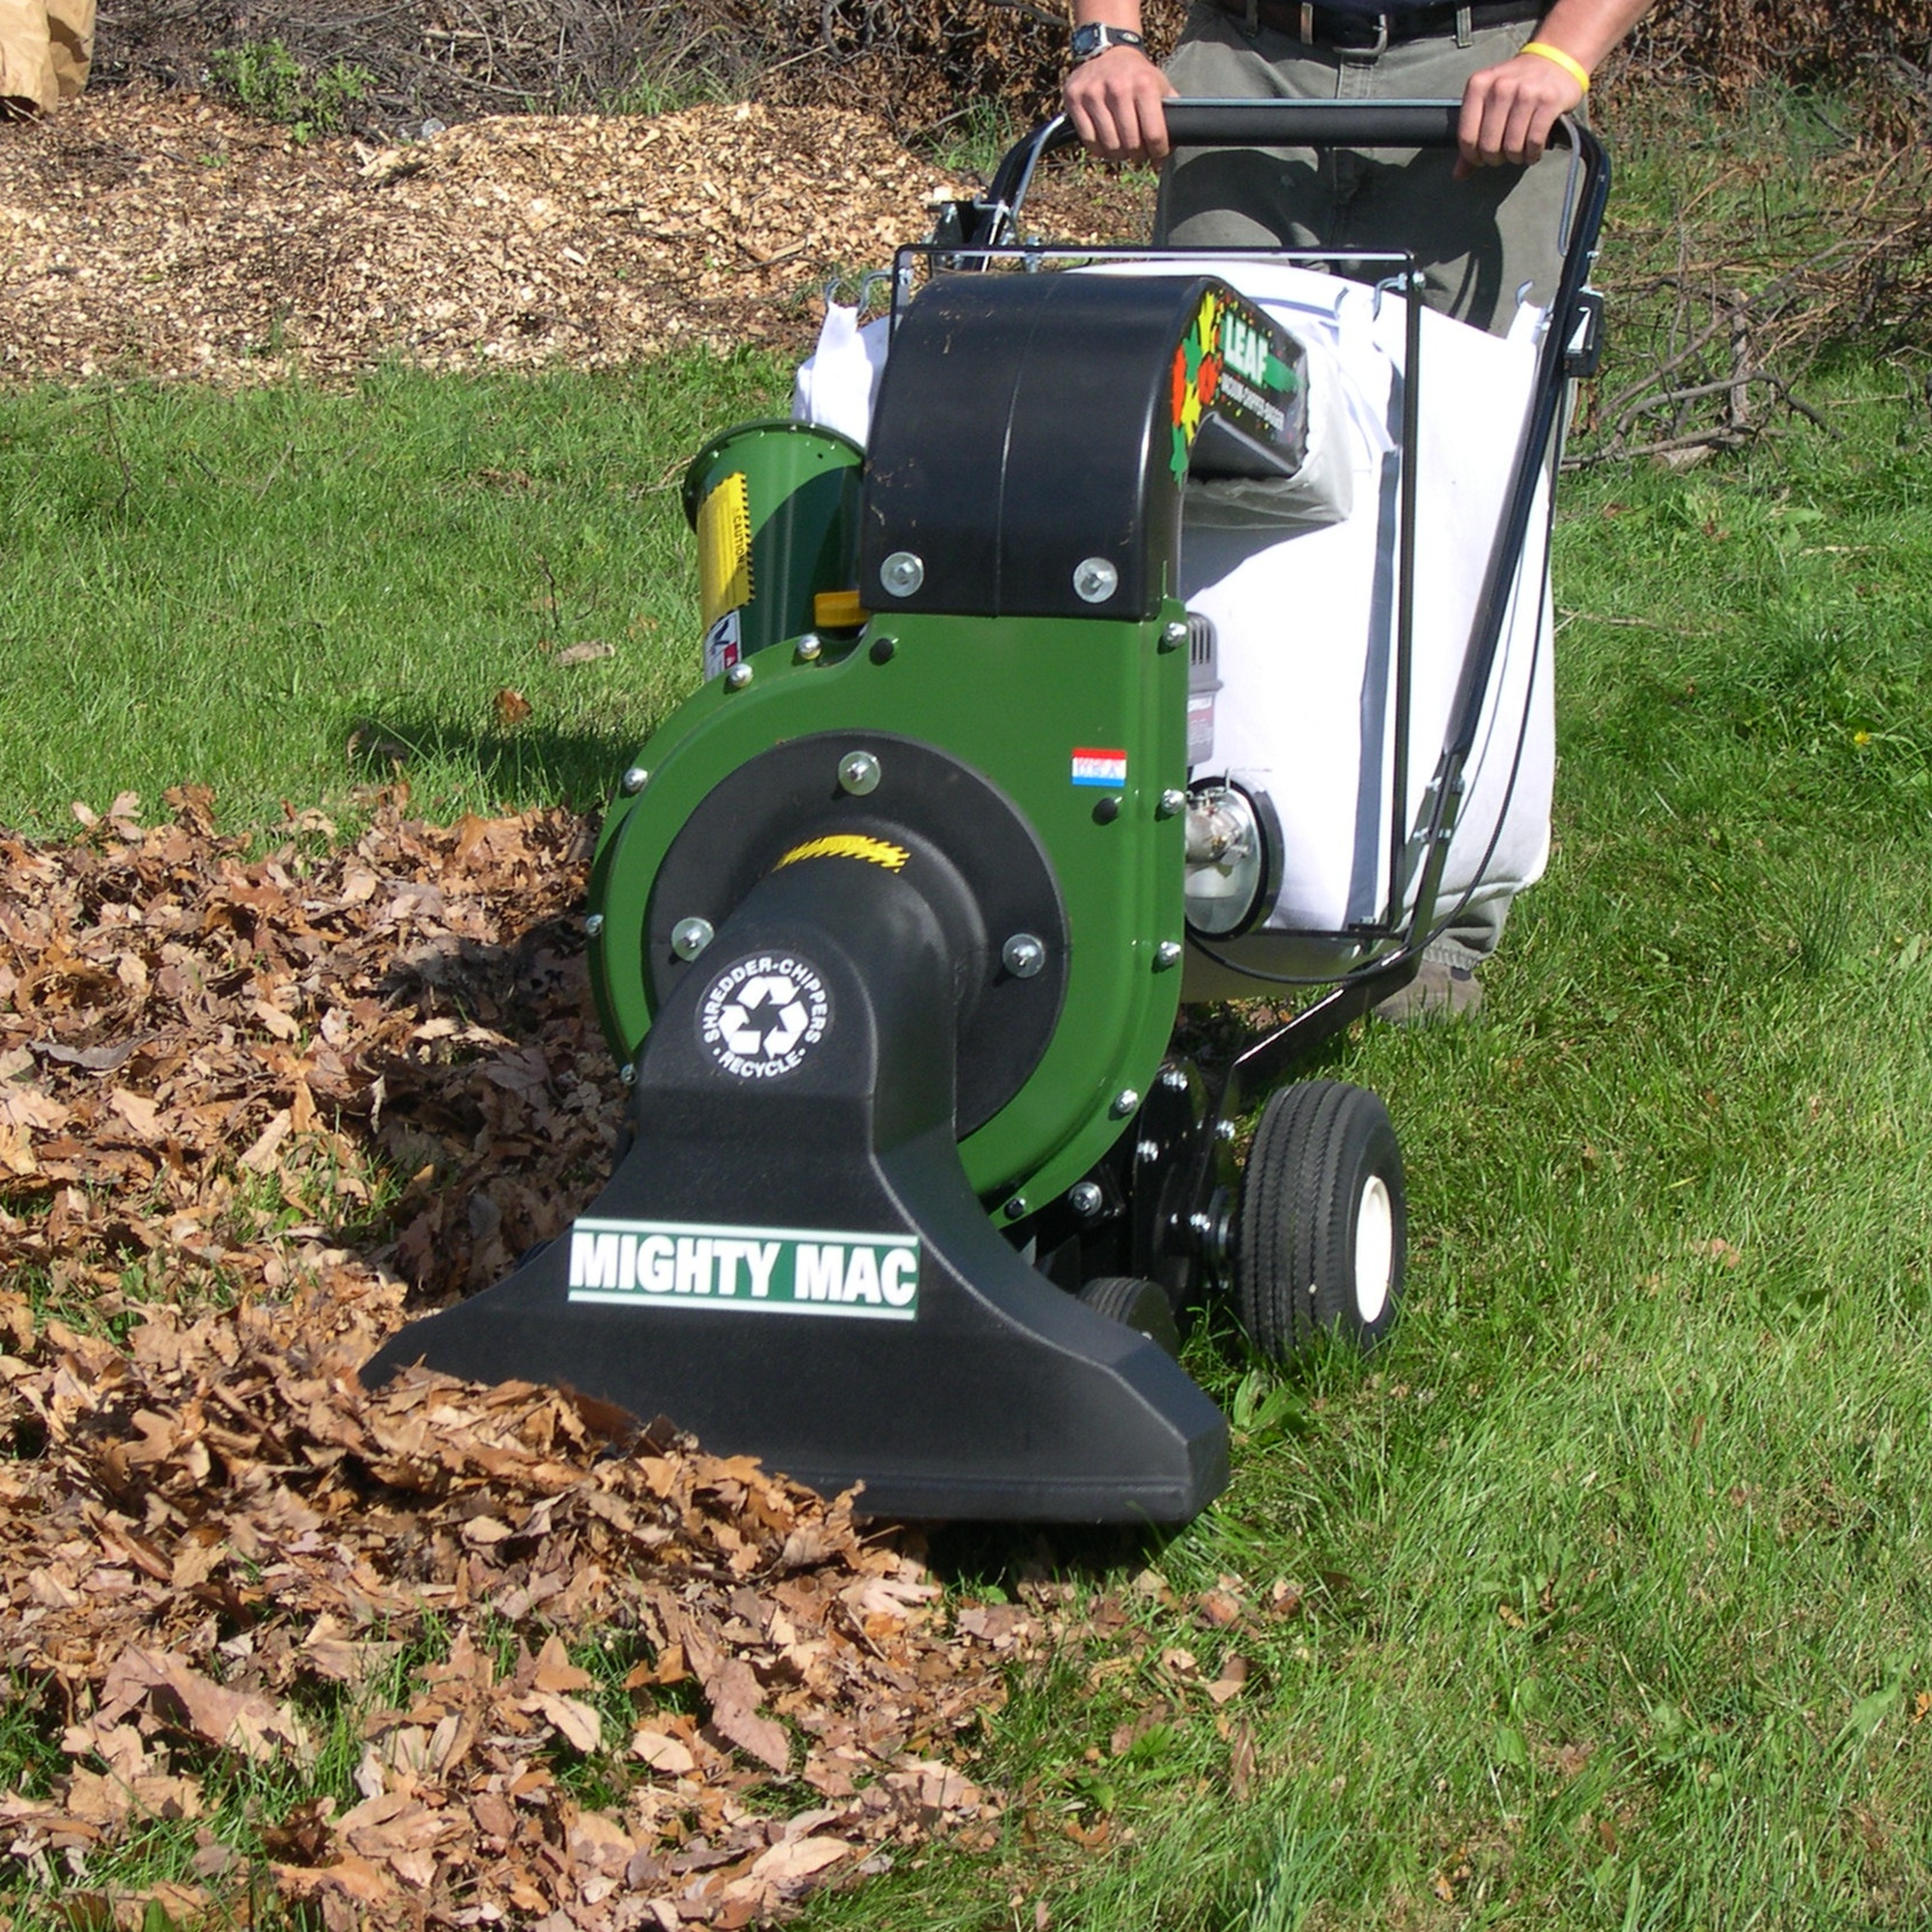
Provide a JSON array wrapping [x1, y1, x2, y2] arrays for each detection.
[[0, 789, 1052, 1928], [0, 87, 967, 384]]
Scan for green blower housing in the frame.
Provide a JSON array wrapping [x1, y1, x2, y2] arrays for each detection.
[[366, 272, 1312, 1520]]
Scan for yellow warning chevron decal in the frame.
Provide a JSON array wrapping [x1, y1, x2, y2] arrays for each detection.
[[696, 471, 753, 628], [774, 834, 910, 873]]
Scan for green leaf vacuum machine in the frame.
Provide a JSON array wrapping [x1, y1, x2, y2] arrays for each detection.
[[367, 103, 1609, 1523]]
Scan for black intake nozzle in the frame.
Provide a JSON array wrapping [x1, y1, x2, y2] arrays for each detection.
[[365, 827, 1228, 1522]]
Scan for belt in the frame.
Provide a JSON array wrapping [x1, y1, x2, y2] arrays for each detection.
[[1212, 0, 1541, 49]]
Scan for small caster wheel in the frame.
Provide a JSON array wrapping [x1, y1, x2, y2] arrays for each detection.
[[1078, 1275, 1181, 1357], [1235, 1080, 1405, 1364]]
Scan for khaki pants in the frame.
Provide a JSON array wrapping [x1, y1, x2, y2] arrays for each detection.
[[1158, 8, 1582, 336], [0, 0, 94, 114]]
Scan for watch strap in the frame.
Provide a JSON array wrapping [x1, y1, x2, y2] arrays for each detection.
[[1070, 23, 1146, 62]]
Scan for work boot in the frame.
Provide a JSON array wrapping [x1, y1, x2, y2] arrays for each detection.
[[1372, 957, 1483, 1025]]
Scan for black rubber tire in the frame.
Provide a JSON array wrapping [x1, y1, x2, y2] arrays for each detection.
[[1235, 1080, 1406, 1364], [1078, 1275, 1181, 1357]]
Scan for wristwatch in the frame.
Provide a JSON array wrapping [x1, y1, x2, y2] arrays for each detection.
[[1070, 22, 1146, 62]]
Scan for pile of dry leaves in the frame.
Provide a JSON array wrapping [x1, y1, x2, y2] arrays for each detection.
[[0, 88, 965, 383], [0, 1289, 1036, 1929], [0, 787, 1053, 1928], [0, 783, 614, 1306]]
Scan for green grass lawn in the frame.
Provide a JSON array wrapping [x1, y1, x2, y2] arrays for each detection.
[[0, 351, 790, 837], [5, 98, 1932, 1925]]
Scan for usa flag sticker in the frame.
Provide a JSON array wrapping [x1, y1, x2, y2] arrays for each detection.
[[1070, 748, 1128, 787]]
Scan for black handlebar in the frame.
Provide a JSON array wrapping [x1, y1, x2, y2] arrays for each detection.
[[985, 100, 1593, 227], [1162, 98, 1465, 147]]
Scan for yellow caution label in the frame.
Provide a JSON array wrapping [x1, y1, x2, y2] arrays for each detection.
[[696, 471, 753, 628], [774, 834, 910, 874]]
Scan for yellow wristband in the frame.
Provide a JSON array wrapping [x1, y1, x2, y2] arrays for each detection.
[[1519, 40, 1590, 92]]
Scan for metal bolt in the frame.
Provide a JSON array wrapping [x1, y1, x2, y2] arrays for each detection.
[[1157, 788, 1187, 819], [1003, 1195, 1028, 1220], [620, 766, 649, 795], [1111, 1088, 1140, 1120], [1072, 556, 1119, 604], [1190, 1207, 1232, 1264], [724, 662, 753, 691], [1068, 1181, 1104, 1217], [1160, 1066, 1189, 1093], [795, 633, 822, 663], [1154, 940, 1183, 970], [584, 913, 605, 939], [619, 1063, 637, 1086], [670, 916, 715, 961], [838, 750, 881, 796], [880, 551, 924, 597], [1160, 619, 1189, 651], [1002, 932, 1046, 979], [1135, 1138, 1160, 1164]]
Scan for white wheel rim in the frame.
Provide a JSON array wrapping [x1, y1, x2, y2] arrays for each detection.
[[1353, 1175, 1393, 1326]]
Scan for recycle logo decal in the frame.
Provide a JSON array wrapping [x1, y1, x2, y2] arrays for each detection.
[[698, 952, 831, 1080]]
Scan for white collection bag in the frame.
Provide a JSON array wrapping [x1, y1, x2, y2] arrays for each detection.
[[791, 263, 1555, 987]]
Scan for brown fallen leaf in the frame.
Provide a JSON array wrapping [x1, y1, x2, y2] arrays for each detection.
[[632, 1726, 697, 1776], [524, 1690, 603, 1754], [1205, 1655, 1250, 1706], [63, 1765, 202, 1827], [274, 1852, 396, 1908], [1196, 1588, 1242, 1629], [252, 999, 300, 1042], [742, 1833, 849, 1886], [554, 640, 615, 667], [533, 1632, 595, 1693], [260, 1796, 337, 1865], [706, 1658, 791, 1775], [106, 1090, 162, 1141], [98, 1647, 312, 1766], [238, 1109, 294, 1174], [1228, 1718, 1256, 1800], [494, 688, 534, 725]]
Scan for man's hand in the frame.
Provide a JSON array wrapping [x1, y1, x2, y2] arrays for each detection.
[[1455, 49, 1585, 177], [1065, 46, 1177, 165]]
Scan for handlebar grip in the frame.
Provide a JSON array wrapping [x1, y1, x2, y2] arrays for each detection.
[[1162, 99, 1465, 148], [1158, 98, 1593, 151]]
